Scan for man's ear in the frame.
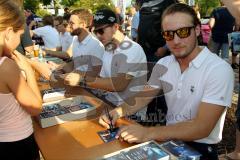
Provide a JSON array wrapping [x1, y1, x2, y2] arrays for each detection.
[[113, 23, 119, 32], [195, 24, 201, 37]]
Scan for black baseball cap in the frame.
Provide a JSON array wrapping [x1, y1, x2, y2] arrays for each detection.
[[93, 9, 117, 29]]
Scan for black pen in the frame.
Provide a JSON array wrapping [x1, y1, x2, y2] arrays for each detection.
[[105, 106, 114, 132]]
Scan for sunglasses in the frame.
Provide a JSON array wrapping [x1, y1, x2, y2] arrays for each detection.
[[162, 26, 195, 41], [55, 23, 62, 27], [93, 24, 113, 35]]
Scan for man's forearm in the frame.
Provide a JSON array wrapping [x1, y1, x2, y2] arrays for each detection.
[[86, 76, 122, 91], [148, 120, 211, 142], [46, 50, 70, 60], [85, 74, 132, 92]]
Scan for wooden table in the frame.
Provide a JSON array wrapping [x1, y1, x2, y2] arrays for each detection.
[[34, 84, 133, 160]]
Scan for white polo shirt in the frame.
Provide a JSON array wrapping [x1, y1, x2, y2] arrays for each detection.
[[72, 34, 104, 71], [100, 36, 147, 106], [148, 47, 234, 144], [33, 25, 61, 50], [60, 32, 73, 52]]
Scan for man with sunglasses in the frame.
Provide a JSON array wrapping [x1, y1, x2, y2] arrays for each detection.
[[99, 3, 234, 159], [64, 9, 148, 119], [41, 16, 73, 58]]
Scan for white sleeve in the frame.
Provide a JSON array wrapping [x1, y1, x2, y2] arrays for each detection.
[[33, 27, 46, 37], [117, 45, 147, 77], [90, 41, 104, 66], [202, 63, 234, 107]]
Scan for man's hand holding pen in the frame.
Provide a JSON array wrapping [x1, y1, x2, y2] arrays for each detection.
[[99, 108, 120, 130], [99, 107, 153, 143]]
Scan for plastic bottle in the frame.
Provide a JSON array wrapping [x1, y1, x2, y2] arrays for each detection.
[[38, 46, 44, 62]]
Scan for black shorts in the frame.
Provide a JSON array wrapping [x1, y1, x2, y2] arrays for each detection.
[[0, 134, 39, 160]]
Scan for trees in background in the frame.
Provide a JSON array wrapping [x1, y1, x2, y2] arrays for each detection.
[[195, 0, 220, 17], [24, 0, 220, 17], [24, 0, 114, 16]]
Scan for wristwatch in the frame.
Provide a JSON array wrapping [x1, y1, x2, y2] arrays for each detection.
[[79, 76, 87, 87]]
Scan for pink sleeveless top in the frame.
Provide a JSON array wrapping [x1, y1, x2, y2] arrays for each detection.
[[0, 57, 33, 142]]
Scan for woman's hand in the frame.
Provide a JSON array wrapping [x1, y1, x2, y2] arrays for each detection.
[[11, 50, 33, 73]]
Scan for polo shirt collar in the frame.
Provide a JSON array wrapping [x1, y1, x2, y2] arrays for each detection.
[[190, 47, 209, 68], [80, 34, 91, 45]]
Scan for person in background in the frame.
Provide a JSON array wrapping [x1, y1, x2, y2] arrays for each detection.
[[11, 0, 34, 56], [0, 1, 42, 159], [30, 15, 61, 51], [115, 7, 124, 32], [99, 4, 234, 159], [221, 0, 240, 23], [230, 23, 240, 69], [43, 16, 73, 58], [54, 16, 73, 52], [220, 0, 240, 159], [63, 7, 71, 21], [131, 0, 142, 41], [24, 9, 37, 27], [125, 7, 136, 36], [208, 2, 235, 61]]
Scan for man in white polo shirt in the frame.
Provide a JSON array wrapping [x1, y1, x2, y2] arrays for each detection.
[[99, 3, 234, 159], [64, 9, 147, 118], [41, 16, 73, 59], [29, 9, 104, 80], [52, 16, 73, 52], [30, 15, 61, 50]]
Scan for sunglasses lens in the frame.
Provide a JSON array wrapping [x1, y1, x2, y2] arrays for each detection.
[[162, 26, 194, 41], [162, 31, 174, 41], [176, 27, 192, 38], [94, 28, 104, 35]]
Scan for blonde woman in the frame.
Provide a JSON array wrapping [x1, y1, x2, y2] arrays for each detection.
[[0, 0, 42, 159]]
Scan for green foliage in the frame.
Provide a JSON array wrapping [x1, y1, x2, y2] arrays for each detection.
[[36, 9, 51, 17], [41, 0, 52, 5], [195, 0, 220, 17], [24, 0, 40, 13], [66, 0, 114, 13], [61, 0, 76, 7]]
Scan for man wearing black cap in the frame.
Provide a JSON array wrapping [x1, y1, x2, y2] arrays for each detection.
[[65, 9, 148, 118]]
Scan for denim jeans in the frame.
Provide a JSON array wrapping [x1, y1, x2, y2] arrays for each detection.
[[208, 38, 229, 60]]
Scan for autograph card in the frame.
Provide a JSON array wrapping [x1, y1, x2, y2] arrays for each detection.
[[98, 128, 119, 143]]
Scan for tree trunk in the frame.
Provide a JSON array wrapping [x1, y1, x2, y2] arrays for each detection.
[[53, 0, 59, 16]]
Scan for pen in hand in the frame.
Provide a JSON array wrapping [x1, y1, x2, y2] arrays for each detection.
[[104, 106, 114, 132]]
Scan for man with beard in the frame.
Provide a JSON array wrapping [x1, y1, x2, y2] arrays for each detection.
[[99, 4, 234, 159], [64, 9, 148, 120], [29, 9, 104, 80]]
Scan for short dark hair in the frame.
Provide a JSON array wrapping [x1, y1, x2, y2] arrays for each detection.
[[54, 16, 64, 24], [42, 15, 54, 26], [161, 3, 201, 27]]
